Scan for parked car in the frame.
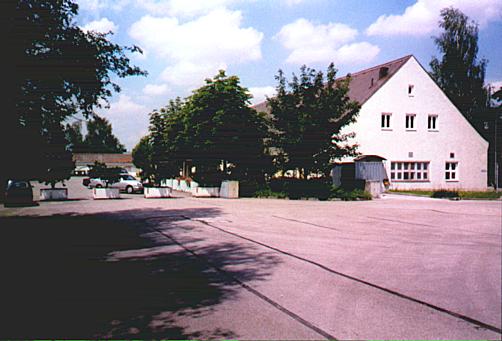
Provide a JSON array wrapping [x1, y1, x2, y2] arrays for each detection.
[[4, 180, 34, 206], [87, 174, 143, 194]]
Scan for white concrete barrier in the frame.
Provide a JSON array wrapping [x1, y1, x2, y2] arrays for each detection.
[[144, 187, 171, 198], [40, 188, 68, 201], [93, 188, 120, 199], [220, 181, 239, 199], [179, 180, 191, 192], [192, 186, 220, 197]]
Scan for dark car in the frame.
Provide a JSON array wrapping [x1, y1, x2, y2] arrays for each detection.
[[4, 180, 34, 207]]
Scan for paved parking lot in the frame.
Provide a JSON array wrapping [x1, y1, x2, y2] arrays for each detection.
[[1, 177, 501, 339]]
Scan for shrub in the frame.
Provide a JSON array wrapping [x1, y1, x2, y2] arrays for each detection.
[[269, 178, 331, 200], [330, 186, 372, 201], [254, 188, 288, 199], [432, 190, 459, 198]]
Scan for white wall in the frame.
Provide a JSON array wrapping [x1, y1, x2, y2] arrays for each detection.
[[340, 57, 488, 190]]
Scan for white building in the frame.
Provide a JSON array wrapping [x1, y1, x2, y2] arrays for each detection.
[[255, 55, 488, 190], [338, 55, 488, 190]]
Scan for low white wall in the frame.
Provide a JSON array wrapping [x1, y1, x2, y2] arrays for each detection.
[[93, 188, 120, 199], [192, 187, 220, 197], [40, 188, 68, 201], [144, 187, 171, 198], [220, 181, 239, 198]]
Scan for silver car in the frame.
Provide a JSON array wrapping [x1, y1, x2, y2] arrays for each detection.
[[88, 174, 143, 194]]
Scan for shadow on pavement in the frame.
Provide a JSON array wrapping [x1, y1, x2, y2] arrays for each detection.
[[0, 207, 281, 339]]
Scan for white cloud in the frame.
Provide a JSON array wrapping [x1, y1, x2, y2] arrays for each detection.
[[142, 83, 170, 97], [77, 0, 129, 15], [98, 94, 149, 150], [160, 62, 227, 88], [249, 86, 276, 105], [130, 9, 263, 87], [137, 0, 238, 17], [366, 0, 502, 37], [81, 18, 118, 33], [276, 18, 380, 65]]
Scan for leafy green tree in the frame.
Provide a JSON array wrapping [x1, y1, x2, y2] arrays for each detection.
[[147, 99, 186, 183], [267, 64, 360, 179], [430, 7, 488, 121], [132, 136, 154, 183], [88, 161, 122, 187], [1, 0, 145, 200], [83, 116, 126, 153], [39, 123, 75, 188], [184, 71, 270, 185], [64, 122, 85, 152]]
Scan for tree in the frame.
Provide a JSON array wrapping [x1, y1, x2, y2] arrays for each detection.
[[267, 64, 360, 179], [430, 7, 488, 121], [83, 116, 126, 153], [1, 0, 145, 199], [39, 123, 75, 188], [183, 71, 270, 185], [65, 122, 85, 152], [148, 98, 186, 183], [132, 136, 154, 183], [88, 161, 122, 187]]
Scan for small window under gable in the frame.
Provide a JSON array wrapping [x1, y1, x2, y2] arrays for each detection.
[[428, 114, 438, 130], [408, 84, 415, 96], [381, 113, 391, 129]]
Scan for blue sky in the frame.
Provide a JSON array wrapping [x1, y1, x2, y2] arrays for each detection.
[[75, 0, 502, 150]]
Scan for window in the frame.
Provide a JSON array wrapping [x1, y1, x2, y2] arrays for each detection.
[[381, 113, 391, 129], [390, 162, 430, 182], [428, 115, 438, 130], [406, 114, 416, 129], [445, 162, 458, 181], [408, 84, 415, 96], [450, 152, 455, 159]]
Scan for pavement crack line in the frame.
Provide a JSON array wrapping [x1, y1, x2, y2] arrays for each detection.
[[179, 215, 502, 335], [272, 215, 342, 232], [147, 224, 337, 340]]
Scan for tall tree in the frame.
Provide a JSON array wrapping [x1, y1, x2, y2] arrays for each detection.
[[268, 64, 360, 179], [184, 71, 270, 185], [1, 0, 145, 198], [151, 98, 187, 182], [132, 136, 154, 183], [83, 116, 126, 153], [430, 7, 488, 121], [64, 122, 85, 152]]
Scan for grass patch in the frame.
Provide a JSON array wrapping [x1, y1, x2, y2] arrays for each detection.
[[389, 189, 501, 199]]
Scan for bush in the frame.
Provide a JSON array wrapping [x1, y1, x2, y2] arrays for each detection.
[[254, 188, 288, 199], [330, 186, 372, 201], [269, 178, 331, 200], [432, 190, 459, 198]]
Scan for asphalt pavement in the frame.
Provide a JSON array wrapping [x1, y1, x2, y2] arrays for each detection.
[[1, 179, 500, 339]]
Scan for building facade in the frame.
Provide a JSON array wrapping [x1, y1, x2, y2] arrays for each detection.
[[338, 55, 488, 190]]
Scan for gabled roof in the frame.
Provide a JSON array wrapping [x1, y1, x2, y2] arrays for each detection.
[[252, 55, 413, 113], [339, 55, 412, 105], [73, 153, 133, 164]]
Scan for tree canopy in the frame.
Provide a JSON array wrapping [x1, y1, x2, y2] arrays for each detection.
[[132, 136, 154, 183], [2, 0, 145, 194], [135, 72, 270, 187], [430, 7, 488, 121], [184, 71, 270, 185], [267, 64, 360, 179]]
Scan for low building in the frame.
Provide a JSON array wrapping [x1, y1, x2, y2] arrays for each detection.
[[73, 153, 139, 177]]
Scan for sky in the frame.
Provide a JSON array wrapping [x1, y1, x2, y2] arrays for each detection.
[[74, 0, 502, 151]]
